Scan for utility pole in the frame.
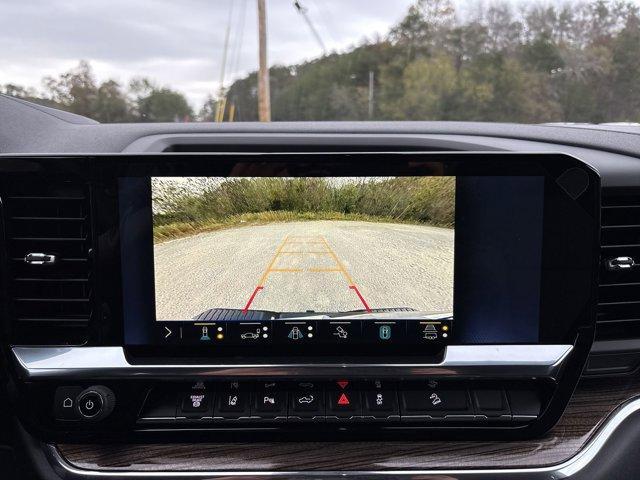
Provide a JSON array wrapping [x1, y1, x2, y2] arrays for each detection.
[[215, 2, 234, 122], [368, 70, 374, 120], [257, 0, 271, 121]]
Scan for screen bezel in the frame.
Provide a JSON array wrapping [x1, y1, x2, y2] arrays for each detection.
[[82, 151, 599, 358]]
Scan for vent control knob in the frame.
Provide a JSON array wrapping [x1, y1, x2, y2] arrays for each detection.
[[76, 386, 115, 421], [24, 252, 56, 265], [606, 256, 637, 271]]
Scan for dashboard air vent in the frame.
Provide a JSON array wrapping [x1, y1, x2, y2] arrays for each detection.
[[3, 180, 93, 345], [596, 191, 640, 342]]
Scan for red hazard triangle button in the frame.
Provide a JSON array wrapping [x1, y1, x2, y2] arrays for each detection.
[[337, 380, 349, 390], [337, 393, 350, 406]]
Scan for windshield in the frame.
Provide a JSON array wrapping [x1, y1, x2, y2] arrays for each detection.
[[2, 0, 640, 124]]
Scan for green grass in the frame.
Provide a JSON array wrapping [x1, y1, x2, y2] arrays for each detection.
[[153, 177, 455, 243], [153, 210, 450, 244]]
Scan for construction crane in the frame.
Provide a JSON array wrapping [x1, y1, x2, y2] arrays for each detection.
[[293, 0, 327, 54]]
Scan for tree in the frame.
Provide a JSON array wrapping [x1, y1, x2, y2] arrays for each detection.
[[393, 56, 458, 120], [610, 11, 640, 120], [94, 80, 131, 123], [38, 61, 133, 122], [446, 22, 489, 72], [389, 0, 455, 60], [521, 32, 565, 73], [483, 3, 523, 52], [42, 60, 98, 117], [329, 84, 369, 120], [199, 95, 218, 122], [1, 83, 63, 109], [130, 78, 193, 122]]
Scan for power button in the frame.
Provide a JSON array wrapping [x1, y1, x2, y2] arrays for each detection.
[[78, 392, 103, 418], [75, 386, 115, 421]]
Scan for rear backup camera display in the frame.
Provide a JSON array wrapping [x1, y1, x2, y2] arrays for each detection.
[[120, 172, 546, 348], [151, 177, 455, 320]]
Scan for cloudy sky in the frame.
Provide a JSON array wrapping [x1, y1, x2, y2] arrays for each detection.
[[1, 0, 419, 108], [6, 0, 637, 109]]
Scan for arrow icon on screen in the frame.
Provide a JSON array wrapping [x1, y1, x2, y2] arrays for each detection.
[[164, 326, 173, 339]]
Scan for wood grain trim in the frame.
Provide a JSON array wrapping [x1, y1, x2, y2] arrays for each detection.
[[57, 377, 640, 471]]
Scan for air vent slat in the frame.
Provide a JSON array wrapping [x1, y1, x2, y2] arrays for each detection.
[[7, 196, 86, 201], [11, 216, 87, 221], [14, 298, 89, 303], [596, 318, 640, 325], [599, 284, 640, 304], [4, 180, 93, 346], [16, 317, 89, 323], [601, 229, 640, 246], [14, 277, 88, 281], [602, 224, 640, 229], [600, 281, 640, 288], [596, 191, 640, 344], [10, 237, 87, 241], [11, 257, 88, 262]]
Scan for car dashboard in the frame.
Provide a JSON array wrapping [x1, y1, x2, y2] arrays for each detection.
[[1, 95, 640, 480]]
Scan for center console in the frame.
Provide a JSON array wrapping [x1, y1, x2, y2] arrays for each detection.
[[1, 151, 600, 441]]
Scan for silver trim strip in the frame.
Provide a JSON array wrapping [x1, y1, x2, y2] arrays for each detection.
[[43, 396, 640, 479], [12, 345, 573, 380]]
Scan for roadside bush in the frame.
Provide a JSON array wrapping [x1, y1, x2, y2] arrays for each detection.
[[153, 177, 455, 232]]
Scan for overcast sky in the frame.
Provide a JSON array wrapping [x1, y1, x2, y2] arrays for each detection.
[[1, 0, 418, 108], [4, 0, 638, 109]]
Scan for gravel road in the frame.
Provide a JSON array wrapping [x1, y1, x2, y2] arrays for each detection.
[[154, 220, 454, 320]]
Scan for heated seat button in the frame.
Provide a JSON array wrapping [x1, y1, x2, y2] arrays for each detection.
[[401, 389, 470, 415], [363, 390, 399, 417], [53, 386, 82, 421]]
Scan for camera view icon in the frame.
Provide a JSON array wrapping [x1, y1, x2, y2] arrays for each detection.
[[288, 326, 303, 340], [379, 325, 392, 340], [287, 324, 313, 340], [241, 329, 261, 340], [422, 324, 438, 340], [333, 326, 348, 339], [200, 326, 211, 341]]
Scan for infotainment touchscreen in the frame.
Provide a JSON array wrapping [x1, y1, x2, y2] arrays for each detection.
[[118, 160, 567, 353]]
